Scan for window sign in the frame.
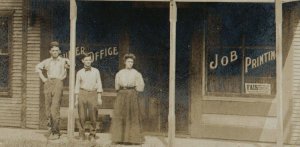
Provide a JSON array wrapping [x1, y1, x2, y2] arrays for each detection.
[[245, 83, 271, 95], [61, 45, 119, 89], [245, 49, 276, 76], [244, 49, 276, 95], [207, 48, 276, 96], [207, 48, 242, 93], [208, 49, 276, 75], [61, 46, 118, 61], [205, 4, 275, 96], [52, 2, 122, 89], [208, 50, 239, 70]]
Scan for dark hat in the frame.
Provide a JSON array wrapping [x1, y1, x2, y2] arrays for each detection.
[[50, 41, 59, 48]]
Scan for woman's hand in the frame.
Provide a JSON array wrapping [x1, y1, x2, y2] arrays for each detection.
[[97, 93, 102, 107]]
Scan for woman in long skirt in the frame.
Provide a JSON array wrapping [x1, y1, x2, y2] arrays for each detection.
[[111, 53, 145, 145]]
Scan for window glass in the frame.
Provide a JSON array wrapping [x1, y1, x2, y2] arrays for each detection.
[[207, 48, 242, 93], [205, 4, 275, 96], [0, 17, 9, 91]]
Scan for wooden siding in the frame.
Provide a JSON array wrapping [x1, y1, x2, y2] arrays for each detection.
[[0, 0, 23, 128], [25, 17, 41, 129], [289, 3, 300, 145], [282, 3, 295, 144], [0, 0, 41, 129]]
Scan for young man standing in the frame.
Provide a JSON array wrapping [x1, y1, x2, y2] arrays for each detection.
[[75, 54, 103, 141], [35, 41, 70, 140]]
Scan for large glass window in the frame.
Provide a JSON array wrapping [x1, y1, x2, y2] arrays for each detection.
[[52, 2, 121, 89], [206, 4, 276, 97], [0, 16, 10, 96]]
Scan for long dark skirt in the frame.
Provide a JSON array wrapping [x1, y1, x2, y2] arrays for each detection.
[[111, 89, 144, 144]]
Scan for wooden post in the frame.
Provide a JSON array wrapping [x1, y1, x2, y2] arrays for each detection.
[[168, 1, 177, 147], [275, 0, 283, 146], [68, 0, 77, 138]]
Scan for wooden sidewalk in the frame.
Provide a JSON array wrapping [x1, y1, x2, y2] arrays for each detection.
[[0, 127, 290, 147]]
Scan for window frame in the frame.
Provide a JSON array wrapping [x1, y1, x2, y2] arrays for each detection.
[[0, 10, 14, 97], [203, 33, 276, 99]]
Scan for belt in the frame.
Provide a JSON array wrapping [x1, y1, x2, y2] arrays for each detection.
[[80, 88, 97, 92], [120, 86, 136, 90], [49, 78, 58, 80]]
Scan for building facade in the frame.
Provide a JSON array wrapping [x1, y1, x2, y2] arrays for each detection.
[[0, 0, 299, 145], [0, 0, 41, 129]]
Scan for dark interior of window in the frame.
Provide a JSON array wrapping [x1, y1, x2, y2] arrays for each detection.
[[0, 17, 9, 92], [205, 4, 276, 96]]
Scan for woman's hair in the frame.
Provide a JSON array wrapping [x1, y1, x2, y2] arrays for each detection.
[[123, 53, 136, 61]]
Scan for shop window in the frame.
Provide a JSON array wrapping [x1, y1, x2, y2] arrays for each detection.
[[51, 2, 121, 89], [0, 15, 11, 96], [205, 4, 276, 97]]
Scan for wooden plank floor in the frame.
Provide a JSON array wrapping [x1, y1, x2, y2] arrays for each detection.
[[0, 127, 288, 147]]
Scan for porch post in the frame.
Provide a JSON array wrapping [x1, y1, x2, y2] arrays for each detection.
[[168, 0, 177, 147], [275, 0, 283, 146], [68, 0, 77, 138]]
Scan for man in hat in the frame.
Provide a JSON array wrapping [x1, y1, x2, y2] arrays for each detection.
[[35, 41, 70, 140]]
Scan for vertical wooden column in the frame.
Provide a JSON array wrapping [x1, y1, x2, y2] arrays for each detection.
[[275, 0, 283, 146], [168, 0, 177, 147], [68, 0, 77, 138]]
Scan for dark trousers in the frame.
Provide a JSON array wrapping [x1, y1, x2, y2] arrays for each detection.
[[78, 89, 98, 136], [44, 79, 63, 135], [111, 89, 144, 144]]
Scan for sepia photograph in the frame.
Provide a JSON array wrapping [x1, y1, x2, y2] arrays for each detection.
[[0, 0, 299, 146]]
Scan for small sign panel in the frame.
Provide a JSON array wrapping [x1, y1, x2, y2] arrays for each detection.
[[245, 83, 271, 95]]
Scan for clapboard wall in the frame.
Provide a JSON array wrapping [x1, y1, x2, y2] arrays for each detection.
[[25, 16, 41, 129], [0, 0, 24, 127], [282, 2, 294, 144], [0, 0, 41, 129], [286, 3, 300, 145]]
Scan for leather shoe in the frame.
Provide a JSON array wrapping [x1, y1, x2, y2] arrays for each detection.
[[48, 133, 60, 140]]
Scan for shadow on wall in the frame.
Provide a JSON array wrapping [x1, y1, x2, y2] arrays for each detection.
[[283, 2, 300, 145]]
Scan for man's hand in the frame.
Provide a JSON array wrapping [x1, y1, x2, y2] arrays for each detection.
[[64, 63, 70, 69], [38, 71, 48, 83], [74, 95, 78, 108], [64, 59, 70, 69], [97, 93, 102, 107], [42, 78, 48, 83]]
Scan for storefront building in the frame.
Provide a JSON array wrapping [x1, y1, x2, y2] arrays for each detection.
[[0, 0, 299, 146]]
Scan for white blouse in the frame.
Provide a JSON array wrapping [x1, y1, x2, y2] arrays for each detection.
[[115, 68, 145, 92]]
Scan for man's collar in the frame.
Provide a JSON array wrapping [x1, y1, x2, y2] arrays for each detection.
[[50, 56, 61, 61]]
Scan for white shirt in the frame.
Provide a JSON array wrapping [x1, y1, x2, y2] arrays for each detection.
[[35, 56, 70, 80], [75, 67, 103, 94]]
